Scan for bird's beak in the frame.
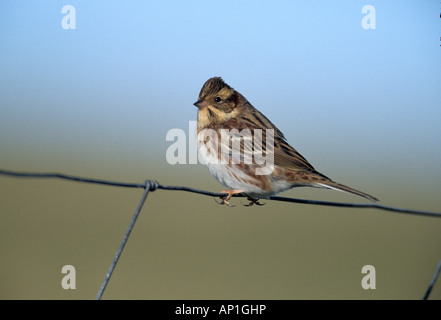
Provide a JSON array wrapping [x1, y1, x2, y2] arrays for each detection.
[[193, 99, 208, 109]]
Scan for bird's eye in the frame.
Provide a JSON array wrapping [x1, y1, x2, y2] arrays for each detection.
[[214, 97, 222, 102]]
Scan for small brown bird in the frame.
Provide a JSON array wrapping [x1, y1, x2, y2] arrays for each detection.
[[194, 77, 378, 206]]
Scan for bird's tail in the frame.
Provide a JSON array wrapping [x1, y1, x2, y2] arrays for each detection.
[[315, 180, 379, 202]]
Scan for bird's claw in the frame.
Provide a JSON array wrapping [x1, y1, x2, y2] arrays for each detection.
[[215, 189, 245, 207], [242, 197, 265, 207], [215, 197, 235, 207]]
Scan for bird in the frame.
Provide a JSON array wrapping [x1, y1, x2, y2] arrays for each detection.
[[193, 77, 378, 206]]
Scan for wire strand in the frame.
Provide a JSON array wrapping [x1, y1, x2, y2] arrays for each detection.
[[423, 258, 441, 300], [1, 168, 441, 299], [95, 181, 154, 300], [1, 168, 439, 218]]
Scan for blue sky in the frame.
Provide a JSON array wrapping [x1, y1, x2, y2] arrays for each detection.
[[1, 0, 440, 183]]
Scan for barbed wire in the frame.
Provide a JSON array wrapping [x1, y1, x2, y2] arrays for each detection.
[[1, 168, 440, 217], [0, 168, 440, 299]]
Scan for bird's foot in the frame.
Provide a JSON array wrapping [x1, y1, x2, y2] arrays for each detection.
[[215, 189, 245, 207], [242, 197, 265, 207]]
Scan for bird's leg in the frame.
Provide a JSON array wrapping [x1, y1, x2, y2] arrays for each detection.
[[243, 196, 266, 207], [215, 189, 244, 207]]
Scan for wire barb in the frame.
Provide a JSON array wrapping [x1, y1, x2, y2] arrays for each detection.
[[146, 180, 159, 192]]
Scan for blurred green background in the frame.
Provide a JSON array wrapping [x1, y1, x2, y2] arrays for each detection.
[[1, 0, 440, 299]]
